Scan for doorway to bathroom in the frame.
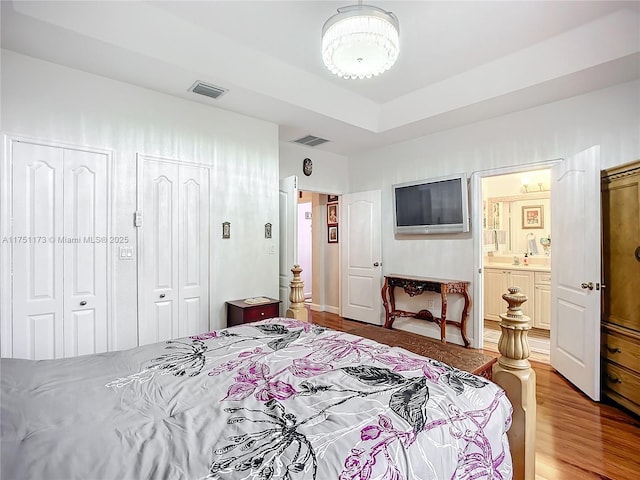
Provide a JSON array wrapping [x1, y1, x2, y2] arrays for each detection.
[[481, 169, 551, 362]]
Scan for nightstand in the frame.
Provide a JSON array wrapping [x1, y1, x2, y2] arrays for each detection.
[[226, 297, 281, 327]]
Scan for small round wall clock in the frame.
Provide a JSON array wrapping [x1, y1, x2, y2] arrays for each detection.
[[303, 158, 313, 176]]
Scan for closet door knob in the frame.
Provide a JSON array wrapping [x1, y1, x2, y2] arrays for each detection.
[[80, 300, 87, 306], [159, 293, 166, 299]]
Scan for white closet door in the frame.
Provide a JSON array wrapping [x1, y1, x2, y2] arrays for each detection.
[[62, 149, 108, 357], [178, 164, 210, 337], [11, 142, 109, 360], [12, 142, 65, 359], [140, 160, 180, 344], [139, 158, 210, 345]]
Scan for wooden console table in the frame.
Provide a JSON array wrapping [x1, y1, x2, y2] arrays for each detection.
[[381, 274, 471, 347]]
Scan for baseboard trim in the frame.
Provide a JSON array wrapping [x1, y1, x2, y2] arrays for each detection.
[[307, 303, 341, 316]]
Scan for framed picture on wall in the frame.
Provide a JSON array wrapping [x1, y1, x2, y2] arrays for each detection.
[[328, 225, 338, 243], [327, 204, 338, 224], [327, 194, 338, 203], [522, 205, 544, 229]]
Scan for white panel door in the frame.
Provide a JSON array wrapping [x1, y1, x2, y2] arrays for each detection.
[[63, 149, 108, 357], [11, 141, 109, 359], [178, 164, 210, 338], [12, 142, 64, 359], [279, 176, 297, 315], [550, 146, 601, 400], [139, 157, 210, 345], [140, 159, 178, 344], [340, 190, 382, 324]]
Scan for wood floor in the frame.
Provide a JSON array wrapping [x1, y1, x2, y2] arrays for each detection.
[[309, 311, 640, 480]]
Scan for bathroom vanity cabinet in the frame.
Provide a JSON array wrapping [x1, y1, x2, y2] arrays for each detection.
[[533, 271, 551, 330], [484, 265, 550, 330]]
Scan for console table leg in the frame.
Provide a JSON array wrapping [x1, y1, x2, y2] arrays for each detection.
[[382, 279, 394, 328], [461, 289, 471, 348], [440, 290, 448, 343]]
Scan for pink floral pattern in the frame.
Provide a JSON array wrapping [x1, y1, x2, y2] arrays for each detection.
[[224, 363, 298, 402], [112, 318, 512, 480]]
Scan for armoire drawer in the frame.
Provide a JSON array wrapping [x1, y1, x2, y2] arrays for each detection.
[[602, 328, 640, 373], [603, 362, 640, 408]]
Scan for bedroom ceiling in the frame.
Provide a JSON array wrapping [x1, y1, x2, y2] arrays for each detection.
[[2, 1, 639, 155]]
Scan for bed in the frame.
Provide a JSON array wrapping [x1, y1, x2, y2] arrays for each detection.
[[1, 317, 513, 480]]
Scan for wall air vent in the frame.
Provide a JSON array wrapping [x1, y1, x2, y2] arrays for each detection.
[[189, 81, 228, 99], [292, 135, 330, 147]]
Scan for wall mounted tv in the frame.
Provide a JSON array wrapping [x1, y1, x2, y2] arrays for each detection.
[[393, 173, 469, 234]]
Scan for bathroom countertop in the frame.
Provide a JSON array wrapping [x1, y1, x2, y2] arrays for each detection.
[[484, 262, 551, 272]]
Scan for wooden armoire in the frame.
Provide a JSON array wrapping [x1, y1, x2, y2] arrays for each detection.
[[600, 160, 640, 415]]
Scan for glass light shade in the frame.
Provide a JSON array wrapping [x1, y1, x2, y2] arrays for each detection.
[[322, 5, 399, 80]]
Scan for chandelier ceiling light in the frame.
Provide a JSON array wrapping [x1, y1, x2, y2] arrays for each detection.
[[321, 3, 400, 80]]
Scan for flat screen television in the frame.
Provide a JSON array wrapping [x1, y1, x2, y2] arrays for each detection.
[[393, 173, 469, 234]]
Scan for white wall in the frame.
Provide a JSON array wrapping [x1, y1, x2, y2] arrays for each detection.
[[1, 50, 280, 350], [348, 80, 640, 342], [279, 142, 349, 194]]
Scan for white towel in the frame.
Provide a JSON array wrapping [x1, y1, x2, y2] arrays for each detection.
[[528, 238, 538, 255], [484, 230, 507, 250]]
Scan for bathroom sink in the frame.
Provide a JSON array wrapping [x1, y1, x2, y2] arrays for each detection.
[[484, 262, 550, 271]]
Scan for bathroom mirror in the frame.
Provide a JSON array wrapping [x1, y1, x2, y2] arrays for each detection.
[[484, 192, 551, 256]]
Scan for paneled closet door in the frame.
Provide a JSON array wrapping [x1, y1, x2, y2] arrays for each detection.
[[11, 142, 108, 359], [139, 157, 210, 345], [62, 149, 108, 357], [178, 164, 210, 338], [12, 142, 64, 359], [140, 159, 179, 345]]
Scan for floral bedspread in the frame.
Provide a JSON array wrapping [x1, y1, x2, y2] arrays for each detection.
[[1, 318, 512, 480]]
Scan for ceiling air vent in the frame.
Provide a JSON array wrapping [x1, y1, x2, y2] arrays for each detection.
[[292, 135, 330, 147], [189, 81, 228, 99]]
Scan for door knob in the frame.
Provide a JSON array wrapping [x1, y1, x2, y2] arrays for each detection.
[[581, 282, 594, 290], [159, 293, 166, 298], [373, 262, 381, 267], [80, 300, 87, 306]]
